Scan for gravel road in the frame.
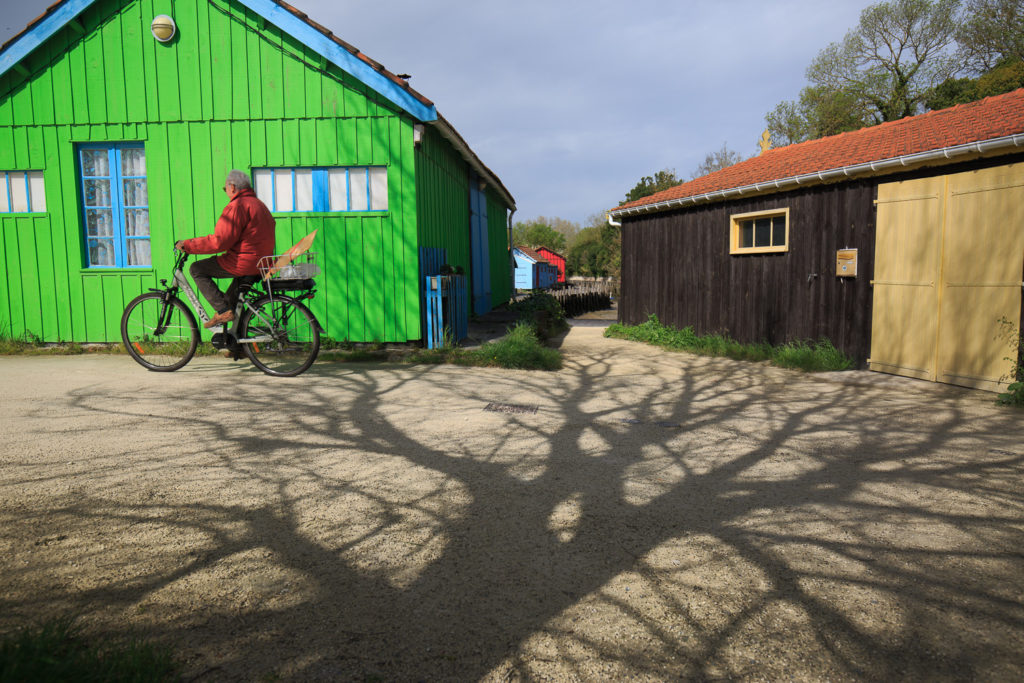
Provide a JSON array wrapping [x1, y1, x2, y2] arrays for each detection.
[[2, 326, 1023, 681]]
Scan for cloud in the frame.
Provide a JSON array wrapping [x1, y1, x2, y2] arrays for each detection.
[[3, 0, 869, 222]]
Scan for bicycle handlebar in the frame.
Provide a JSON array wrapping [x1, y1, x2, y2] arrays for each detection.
[[173, 247, 189, 271]]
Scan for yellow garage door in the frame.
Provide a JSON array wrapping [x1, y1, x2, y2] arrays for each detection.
[[870, 176, 945, 381], [871, 162, 1024, 391]]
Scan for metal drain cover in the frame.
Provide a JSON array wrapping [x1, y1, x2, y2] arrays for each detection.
[[484, 402, 538, 415]]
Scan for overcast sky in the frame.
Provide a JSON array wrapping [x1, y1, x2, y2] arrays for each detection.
[[2, 0, 870, 225]]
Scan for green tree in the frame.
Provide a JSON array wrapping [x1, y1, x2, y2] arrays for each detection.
[[926, 57, 1024, 109], [957, 0, 1024, 70], [766, 85, 873, 146], [566, 214, 620, 278], [523, 215, 580, 250], [766, 0, 962, 144], [623, 169, 680, 203], [690, 143, 745, 179], [566, 227, 607, 277], [511, 221, 567, 252]]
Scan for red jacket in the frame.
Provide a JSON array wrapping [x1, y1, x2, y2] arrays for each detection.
[[181, 189, 276, 276]]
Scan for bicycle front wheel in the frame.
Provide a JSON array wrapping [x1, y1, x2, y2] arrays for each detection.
[[240, 296, 320, 377], [121, 292, 199, 371]]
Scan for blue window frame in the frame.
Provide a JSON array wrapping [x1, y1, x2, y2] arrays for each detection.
[[79, 144, 150, 268], [0, 170, 46, 213], [252, 166, 387, 213]]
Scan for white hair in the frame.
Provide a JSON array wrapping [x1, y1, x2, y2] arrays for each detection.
[[225, 169, 252, 190]]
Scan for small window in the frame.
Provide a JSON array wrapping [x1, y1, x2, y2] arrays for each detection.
[[730, 208, 789, 254], [0, 171, 46, 213], [252, 166, 388, 213], [79, 145, 150, 268]]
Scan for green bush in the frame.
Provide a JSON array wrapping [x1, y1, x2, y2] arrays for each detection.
[[508, 291, 568, 341], [996, 317, 1024, 406], [606, 315, 853, 372], [407, 322, 561, 371], [467, 322, 562, 370]]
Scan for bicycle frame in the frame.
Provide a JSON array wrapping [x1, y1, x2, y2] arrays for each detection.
[[124, 248, 321, 376], [159, 250, 280, 346]]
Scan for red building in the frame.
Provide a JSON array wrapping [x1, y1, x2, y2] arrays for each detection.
[[536, 247, 566, 283]]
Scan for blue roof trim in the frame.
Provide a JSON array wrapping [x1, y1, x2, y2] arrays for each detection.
[[235, 0, 437, 122], [0, 0, 99, 77]]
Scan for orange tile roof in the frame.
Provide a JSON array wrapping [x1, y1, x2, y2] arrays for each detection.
[[613, 88, 1024, 215], [514, 246, 551, 264]]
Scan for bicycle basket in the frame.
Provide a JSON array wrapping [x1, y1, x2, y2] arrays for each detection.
[[258, 252, 320, 292]]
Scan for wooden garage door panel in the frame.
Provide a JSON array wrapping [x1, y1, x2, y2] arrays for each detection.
[[870, 176, 945, 379], [874, 179, 944, 281], [938, 162, 1024, 390], [869, 284, 938, 378], [938, 286, 1021, 390], [945, 164, 1024, 282]]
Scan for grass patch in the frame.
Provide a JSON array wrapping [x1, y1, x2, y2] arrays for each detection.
[[0, 617, 178, 682], [606, 315, 853, 372], [0, 320, 564, 372], [0, 331, 104, 356], [407, 323, 561, 371]]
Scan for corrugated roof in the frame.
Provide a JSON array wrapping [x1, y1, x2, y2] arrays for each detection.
[[613, 88, 1024, 216]]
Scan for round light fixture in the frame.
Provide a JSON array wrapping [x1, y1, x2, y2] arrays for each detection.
[[151, 15, 176, 42]]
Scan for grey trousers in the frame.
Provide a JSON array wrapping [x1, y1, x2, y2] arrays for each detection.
[[189, 257, 242, 315]]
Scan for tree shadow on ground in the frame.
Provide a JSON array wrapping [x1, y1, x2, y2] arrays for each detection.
[[2, 342, 1024, 680]]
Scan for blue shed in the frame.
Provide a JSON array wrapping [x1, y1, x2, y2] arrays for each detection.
[[513, 246, 558, 290]]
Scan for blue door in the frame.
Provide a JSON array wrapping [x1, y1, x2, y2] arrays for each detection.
[[469, 172, 491, 314]]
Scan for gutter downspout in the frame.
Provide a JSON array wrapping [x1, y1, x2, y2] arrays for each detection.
[[507, 208, 516, 303], [608, 132, 1024, 219]]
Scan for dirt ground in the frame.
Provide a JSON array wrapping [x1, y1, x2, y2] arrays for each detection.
[[2, 323, 1024, 681]]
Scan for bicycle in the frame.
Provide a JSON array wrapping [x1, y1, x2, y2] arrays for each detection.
[[120, 249, 322, 377]]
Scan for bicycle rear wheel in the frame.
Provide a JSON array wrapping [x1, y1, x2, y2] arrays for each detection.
[[240, 296, 320, 377], [121, 292, 199, 371]]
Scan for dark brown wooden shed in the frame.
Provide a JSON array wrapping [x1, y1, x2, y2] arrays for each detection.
[[609, 90, 1024, 391]]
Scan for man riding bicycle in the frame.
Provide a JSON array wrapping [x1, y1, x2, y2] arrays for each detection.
[[174, 170, 275, 329]]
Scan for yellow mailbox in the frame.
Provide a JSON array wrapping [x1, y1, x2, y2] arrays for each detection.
[[836, 248, 858, 277]]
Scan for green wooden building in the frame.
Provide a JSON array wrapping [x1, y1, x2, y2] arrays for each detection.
[[0, 0, 516, 344]]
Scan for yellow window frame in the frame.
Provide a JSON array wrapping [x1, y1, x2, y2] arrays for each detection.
[[730, 208, 790, 254]]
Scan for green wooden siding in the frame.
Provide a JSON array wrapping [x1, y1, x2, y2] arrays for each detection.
[[0, 0, 431, 343], [414, 125, 471, 273]]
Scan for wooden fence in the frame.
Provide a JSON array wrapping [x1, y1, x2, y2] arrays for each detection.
[[550, 282, 614, 318]]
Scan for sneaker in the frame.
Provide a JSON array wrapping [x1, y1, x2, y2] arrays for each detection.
[[204, 310, 235, 329]]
